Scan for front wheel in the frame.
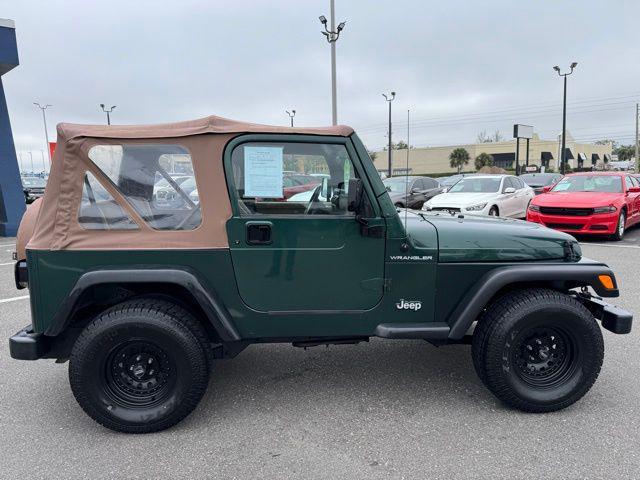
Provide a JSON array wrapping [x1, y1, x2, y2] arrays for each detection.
[[472, 288, 604, 412], [612, 210, 626, 241], [69, 299, 211, 433], [488, 206, 499, 216]]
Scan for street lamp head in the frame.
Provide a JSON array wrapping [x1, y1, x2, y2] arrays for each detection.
[[100, 103, 105, 109], [337, 21, 346, 32], [570, 62, 578, 69], [319, 15, 327, 25], [292, 109, 296, 114], [553, 66, 560, 73], [391, 91, 396, 98]]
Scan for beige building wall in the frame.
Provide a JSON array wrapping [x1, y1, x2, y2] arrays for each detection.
[[373, 133, 613, 176]]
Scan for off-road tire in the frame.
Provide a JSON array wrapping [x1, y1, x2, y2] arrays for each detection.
[[69, 298, 211, 433], [471, 288, 604, 412]]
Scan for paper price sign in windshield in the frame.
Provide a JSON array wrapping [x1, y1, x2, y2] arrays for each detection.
[[244, 146, 284, 198]]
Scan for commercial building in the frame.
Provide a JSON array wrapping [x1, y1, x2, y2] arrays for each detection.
[[373, 132, 613, 176]]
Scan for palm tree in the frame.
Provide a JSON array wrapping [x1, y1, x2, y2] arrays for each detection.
[[450, 148, 470, 174], [474, 152, 494, 170]]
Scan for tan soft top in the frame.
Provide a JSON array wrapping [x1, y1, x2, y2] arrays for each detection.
[[26, 115, 354, 253], [57, 115, 354, 140]]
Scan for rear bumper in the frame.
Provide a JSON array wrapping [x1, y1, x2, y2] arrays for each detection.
[[9, 325, 50, 360], [527, 211, 618, 235], [577, 294, 633, 334]]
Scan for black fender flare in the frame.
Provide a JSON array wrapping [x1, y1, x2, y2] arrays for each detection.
[[44, 268, 241, 342], [447, 263, 618, 339]]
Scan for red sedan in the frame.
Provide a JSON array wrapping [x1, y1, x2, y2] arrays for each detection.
[[526, 172, 640, 240]]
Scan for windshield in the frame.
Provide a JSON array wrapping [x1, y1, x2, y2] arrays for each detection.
[[22, 177, 47, 188], [520, 174, 558, 187], [441, 175, 462, 186], [383, 178, 412, 193], [449, 177, 501, 193], [552, 175, 622, 193]]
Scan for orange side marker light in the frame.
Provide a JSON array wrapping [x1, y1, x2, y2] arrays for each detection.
[[598, 275, 615, 290]]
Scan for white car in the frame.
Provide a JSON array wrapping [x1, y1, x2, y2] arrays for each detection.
[[422, 175, 534, 218]]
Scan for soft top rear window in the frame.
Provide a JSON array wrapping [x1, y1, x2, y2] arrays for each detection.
[[87, 144, 201, 231]]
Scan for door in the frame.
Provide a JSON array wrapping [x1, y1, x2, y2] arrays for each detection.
[[407, 178, 426, 208], [625, 176, 640, 224], [225, 136, 386, 312], [512, 177, 531, 218], [500, 177, 519, 217]]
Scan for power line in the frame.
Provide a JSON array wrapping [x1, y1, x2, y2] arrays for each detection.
[[356, 92, 640, 131]]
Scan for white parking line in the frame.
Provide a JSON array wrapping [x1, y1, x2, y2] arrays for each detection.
[[0, 295, 29, 304], [581, 242, 640, 249], [0, 243, 15, 248], [0, 262, 14, 266]]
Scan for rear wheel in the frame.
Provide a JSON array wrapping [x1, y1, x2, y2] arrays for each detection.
[[471, 288, 603, 412], [612, 210, 626, 241], [69, 298, 211, 433]]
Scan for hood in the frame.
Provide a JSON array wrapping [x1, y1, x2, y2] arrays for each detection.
[[533, 191, 623, 208], [427, 192, 497, 208], [408, 212, 579, 263]]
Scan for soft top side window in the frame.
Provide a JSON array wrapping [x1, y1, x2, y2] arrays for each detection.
[[78, 172, 138, 230], [229, 141, 361, 216], [87, 144, 201, 231]]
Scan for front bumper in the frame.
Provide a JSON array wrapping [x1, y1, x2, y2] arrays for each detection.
[[9, 326, 50, 360], [527, 211, 618, 235], [577, 294, 633, 334]]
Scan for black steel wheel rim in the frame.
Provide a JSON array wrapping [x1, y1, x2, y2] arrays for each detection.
[[104, 341, 175, 408], [512, 326, 577, 388]]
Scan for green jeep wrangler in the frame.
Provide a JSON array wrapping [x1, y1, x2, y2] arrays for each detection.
[[9, 116, 633, 433]]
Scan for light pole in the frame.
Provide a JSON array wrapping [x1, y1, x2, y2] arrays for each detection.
[[383, 92, 396, 176], [553, 62, 577, 175], [286, 109, 296, 127], [33, 102, 52, 164], [100, 104, 116, 125], [319, 1, 346, 126]]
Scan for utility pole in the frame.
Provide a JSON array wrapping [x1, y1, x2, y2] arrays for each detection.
[[100, 104, 116, 125], [33, 102, 52, 164], [553, 63, 577, 175], [636, 103, 640, 172], [383, 92, 396, 176], [319, 2, 346, 125], [286, 109, 296, 127]]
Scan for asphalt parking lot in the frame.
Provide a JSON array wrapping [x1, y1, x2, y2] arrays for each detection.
[[1, 228, 639, 479]]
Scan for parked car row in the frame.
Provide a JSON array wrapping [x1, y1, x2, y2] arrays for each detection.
[[385, 171, 639, 241]]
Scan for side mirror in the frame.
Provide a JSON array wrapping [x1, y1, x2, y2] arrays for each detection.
[[503, 187, 516, 194], [411, 187, 421, 194], [347, 178, 364, 213], [542, 185, 552, 193]]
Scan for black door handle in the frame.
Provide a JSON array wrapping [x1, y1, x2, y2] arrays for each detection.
[[246, 222, 272, 245]]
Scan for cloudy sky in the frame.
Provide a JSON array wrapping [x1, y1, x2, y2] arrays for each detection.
[[2, 0, 639, 169]]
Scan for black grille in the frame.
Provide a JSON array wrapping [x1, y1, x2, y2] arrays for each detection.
[[546, 223, 585, 230], [431, 207, 460, 213], [539, 206, 594, 216]]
